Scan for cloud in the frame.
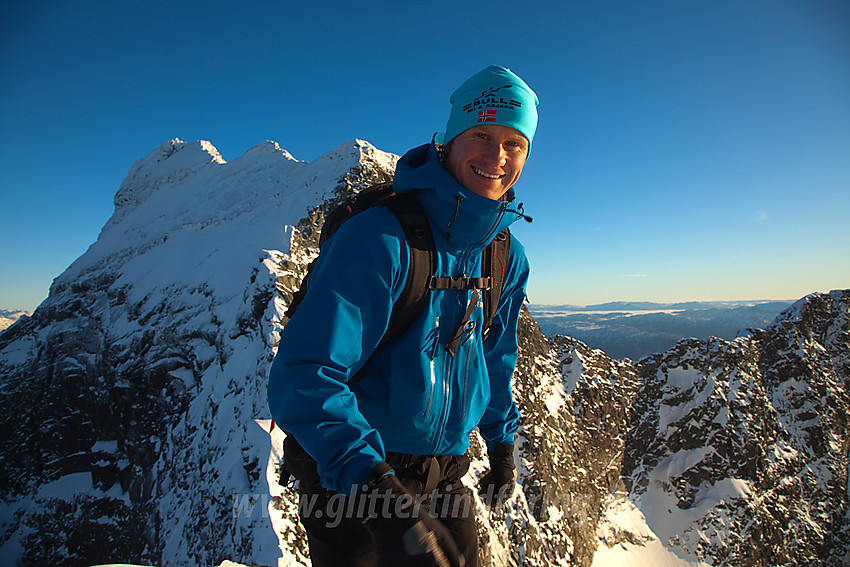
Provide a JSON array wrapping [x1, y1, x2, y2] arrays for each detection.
[[755, 211, 769, 222]]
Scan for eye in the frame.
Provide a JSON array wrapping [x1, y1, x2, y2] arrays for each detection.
[[505, 139, 527, 152]]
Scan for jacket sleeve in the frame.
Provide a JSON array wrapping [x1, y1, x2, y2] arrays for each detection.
[[267, 207, 409, 494], [479, 234, 529, 450]]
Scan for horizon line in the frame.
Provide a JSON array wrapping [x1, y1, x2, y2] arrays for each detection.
[[527, 297, 800, 308]]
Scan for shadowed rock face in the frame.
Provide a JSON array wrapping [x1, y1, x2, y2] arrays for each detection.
[[0, 139, 847, 566], [621, 290, 850, 565]]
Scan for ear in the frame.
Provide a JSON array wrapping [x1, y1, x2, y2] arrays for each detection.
[[437, 140, 451, 164]]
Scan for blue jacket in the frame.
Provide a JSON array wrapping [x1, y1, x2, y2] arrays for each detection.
[[267, 141, 530, 494]]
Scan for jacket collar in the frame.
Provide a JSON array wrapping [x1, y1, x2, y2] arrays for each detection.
[[392, 141, 528, 251]]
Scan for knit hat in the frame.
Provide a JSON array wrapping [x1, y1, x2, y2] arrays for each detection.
[[437, 65, 539, 146]]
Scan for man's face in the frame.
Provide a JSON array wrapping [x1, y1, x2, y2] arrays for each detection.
[[444, 124, 529, 201]]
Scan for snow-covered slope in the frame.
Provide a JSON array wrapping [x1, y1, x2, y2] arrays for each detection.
[[0, 138, 847, 566]]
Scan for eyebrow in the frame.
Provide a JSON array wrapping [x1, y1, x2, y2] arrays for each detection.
[[471, 127, 527, 145]]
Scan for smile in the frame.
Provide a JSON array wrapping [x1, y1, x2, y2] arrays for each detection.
[[473, 166, 502, 179]]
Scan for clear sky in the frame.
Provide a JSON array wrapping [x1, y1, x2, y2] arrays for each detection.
[[1, 0, 848, 311]]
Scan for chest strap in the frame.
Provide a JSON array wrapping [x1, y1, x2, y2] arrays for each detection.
[[429, 276, 491, 291]]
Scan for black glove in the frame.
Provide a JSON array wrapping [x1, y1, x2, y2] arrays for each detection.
[[477, 442, 516, 506], [365, 465, 465, 567]]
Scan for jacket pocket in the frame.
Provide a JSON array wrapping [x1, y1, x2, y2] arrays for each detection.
[[459, 332, 477, 422], [423, 316, 442, 418]]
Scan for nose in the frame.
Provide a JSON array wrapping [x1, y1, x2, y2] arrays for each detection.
[[482, 140, 507, 165]]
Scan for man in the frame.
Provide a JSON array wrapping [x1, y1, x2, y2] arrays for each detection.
[[268, 65, 539, 567]]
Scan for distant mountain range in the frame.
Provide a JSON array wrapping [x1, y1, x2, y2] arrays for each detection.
[[529, 300, 795, 360], [531, 299, 792, 313]]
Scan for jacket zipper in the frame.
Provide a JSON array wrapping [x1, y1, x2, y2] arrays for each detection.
[[458, 205, 506, 275], [431, 203, 507, 452], [423, 317, 440, 419]]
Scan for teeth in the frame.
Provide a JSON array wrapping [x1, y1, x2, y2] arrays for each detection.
[[473, 167, 501, 179]]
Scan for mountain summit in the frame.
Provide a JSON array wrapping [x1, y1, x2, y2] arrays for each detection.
[[0, 139, 847, 566]]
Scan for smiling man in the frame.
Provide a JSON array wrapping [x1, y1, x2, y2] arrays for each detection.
[[443, 124, 529, 200], [268, 65, 539, 567]]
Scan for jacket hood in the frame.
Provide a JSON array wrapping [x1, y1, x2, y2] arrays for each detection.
[[392, 142, 530, 252]]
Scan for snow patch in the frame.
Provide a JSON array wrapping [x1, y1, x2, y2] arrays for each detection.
[[592, 538, 708, 567], [597, 494, 656, 546], [37, 472, 128, 504], [561, 347, 587, 396], [545, 378, 567, 413]]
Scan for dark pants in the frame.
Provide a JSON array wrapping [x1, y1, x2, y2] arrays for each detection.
[[284, 437, 478, 567]]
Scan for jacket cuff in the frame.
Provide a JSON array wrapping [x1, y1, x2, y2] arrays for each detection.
[[485, 434, 516, 454]]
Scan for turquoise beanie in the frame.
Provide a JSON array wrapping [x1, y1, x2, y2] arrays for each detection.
[[437, 65, 539, 146]]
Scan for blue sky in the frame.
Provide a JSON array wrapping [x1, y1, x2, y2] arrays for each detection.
[[1, 0, 848, 311]]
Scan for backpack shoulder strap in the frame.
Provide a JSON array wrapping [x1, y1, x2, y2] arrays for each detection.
[[350, 191, 435, 383], [380, 192, 435, 343], [481, 228, 511, 341]]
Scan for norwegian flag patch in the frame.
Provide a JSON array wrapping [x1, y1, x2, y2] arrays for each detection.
[[478, 109, 497, 122]]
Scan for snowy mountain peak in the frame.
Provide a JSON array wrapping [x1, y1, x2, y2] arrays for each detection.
[[60, 136, 395, 296], [243, 140, 298, 161], [315, 138, 399, 172], [110, 139, 227, 225]]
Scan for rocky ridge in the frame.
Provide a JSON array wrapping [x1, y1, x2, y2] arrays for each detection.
[[0, 138, 847, 566], [618, 290, 850, 565]]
